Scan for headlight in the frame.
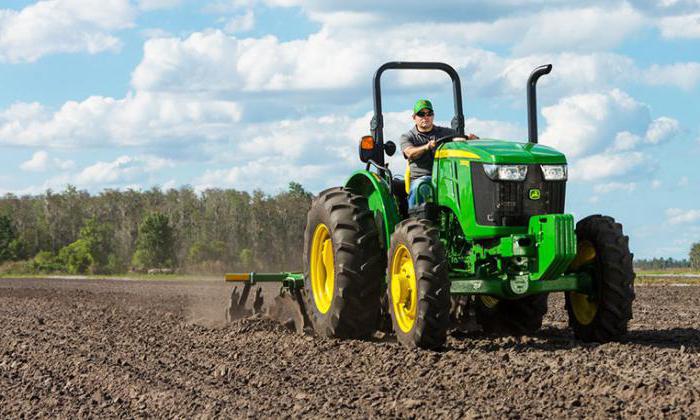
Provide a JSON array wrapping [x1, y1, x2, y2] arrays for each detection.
[[540, 164, 567, 181], [483, 164, 528, 181]]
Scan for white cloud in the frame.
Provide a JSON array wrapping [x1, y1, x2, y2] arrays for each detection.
[[75, 155, 174, 186], [19, 150, 75, 172], [540, 89, 651, 158], [511, 5, 645, 54], [137, 0, 182, 11], [225, 9, 255, 33], [666, 208, 700, 225], [1, 1, 696, 196], [204, 0, 256, 14], [2, 155, 169, 195], [593, 182, 637, 194], [0, 102, 46, 121], [645, 116, 681, 144], [129, 24, 645, 99], [643, 62, 700, 91], [570, 151, 650, 181], [539, 89, 680, 182], [678, 176, 689, 187], [651, 179, 662, 189], [0, 0, 135, 63], [612, 132, 641, 151], [0, 92, 242, 147], [657, 13, 700, 38], [129, 25, 695, 104], [196, 159, 330, 192], [20, 151, 50, 172], [131, 29, 375, 93]]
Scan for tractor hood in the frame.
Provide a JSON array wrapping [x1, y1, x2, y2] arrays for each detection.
[[437, 139, 566, 165]]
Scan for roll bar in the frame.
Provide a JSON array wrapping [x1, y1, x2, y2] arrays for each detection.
[[370, 62, 465, 166]]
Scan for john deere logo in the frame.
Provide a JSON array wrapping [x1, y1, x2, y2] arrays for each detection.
[[529, 189, 541, 200]]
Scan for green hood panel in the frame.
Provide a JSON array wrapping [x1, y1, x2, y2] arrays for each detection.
[[440, 139, 566, 164]]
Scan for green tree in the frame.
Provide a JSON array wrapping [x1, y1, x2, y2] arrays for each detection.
[[132, 212, 176, 269], [33, 251, 63, 273], [58, 240, 94, 274], [187, 240, 226, 264], [239, 248, 254, 269], [78, 218, 115, 272], [691, 242, 700, 270], [54, 218, 116, 274], [0, 215, 18, 262]]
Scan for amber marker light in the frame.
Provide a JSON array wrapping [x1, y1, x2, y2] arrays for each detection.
[[360, 135, 374, 150]]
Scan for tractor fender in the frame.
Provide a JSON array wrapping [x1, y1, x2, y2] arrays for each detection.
[[345, 170, 401, 251]]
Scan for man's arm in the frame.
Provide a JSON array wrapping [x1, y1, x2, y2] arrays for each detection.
[[403, 140, 436, 160]]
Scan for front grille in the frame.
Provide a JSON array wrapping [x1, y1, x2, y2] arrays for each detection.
[[470, 163, 566, 226]]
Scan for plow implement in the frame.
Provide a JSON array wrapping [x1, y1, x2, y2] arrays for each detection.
[[225, 272, 309, 333]]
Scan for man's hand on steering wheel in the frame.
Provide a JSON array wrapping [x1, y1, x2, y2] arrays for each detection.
[[434, 133, 480, 147]]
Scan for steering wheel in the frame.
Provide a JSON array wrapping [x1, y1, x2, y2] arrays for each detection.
[[435, 133, 468, 147]]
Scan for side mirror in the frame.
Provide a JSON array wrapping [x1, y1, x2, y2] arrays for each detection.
[[384, 141, 396, 156]]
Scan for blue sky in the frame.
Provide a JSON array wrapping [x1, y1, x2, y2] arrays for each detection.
[[0, 0, 699, 259]]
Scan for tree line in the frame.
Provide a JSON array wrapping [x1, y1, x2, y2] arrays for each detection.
[[0, 184, 698, 274], [0, 183, 312, 275], [634, 257, 691, 270]]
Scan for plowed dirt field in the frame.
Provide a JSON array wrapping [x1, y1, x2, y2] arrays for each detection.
[[1, 278, 699, 418]]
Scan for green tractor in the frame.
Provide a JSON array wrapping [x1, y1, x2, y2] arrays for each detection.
[[226, 62, 635, 349]]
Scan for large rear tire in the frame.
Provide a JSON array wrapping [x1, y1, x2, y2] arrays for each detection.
[[474, 294, 548, 335], [302, 187, 384, 338], [565, 215, 635, 342], [387, 218, 450, 349]]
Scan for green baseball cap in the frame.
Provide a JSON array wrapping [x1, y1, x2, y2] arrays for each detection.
[[413, 99, 433, 114]]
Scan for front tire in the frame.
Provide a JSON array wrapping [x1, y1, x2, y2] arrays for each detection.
[[565, 215, 635, 342], [387, 218, 450, 349], [302, 187, 384, 338]]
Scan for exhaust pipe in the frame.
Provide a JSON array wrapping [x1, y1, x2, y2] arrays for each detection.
[[527, 64, 552, 144]]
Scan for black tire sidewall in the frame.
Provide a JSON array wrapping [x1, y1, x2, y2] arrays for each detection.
[[302, 187, 383, 338], [387, 218, 450, 349], [566, 215, 635, 342]]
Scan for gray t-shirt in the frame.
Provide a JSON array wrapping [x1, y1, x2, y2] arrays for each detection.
[[399, 125, 456, 180]]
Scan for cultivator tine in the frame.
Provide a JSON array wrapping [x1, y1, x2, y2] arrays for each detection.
[[227, 283, 262, 321], [224, 272, 305, 326], [227, 287, 241, 321], [252, 287, 264, 314], [267, 290, 308, 334], [238, 283, 252, 308], [292, 289, 312, 330]]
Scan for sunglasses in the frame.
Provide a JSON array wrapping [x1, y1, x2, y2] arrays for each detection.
[[415, 110, 434, 117]]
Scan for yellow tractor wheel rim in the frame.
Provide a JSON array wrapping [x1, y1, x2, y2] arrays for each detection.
[[569, 240, 598, 325], [390, 244, 418, 333], [570, 292, 598, 325], [480, 295, 499, 309], [310, 223, 334, 314], [570, 240, 597, 270]]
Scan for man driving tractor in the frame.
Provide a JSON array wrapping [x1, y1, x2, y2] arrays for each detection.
[[400, 99, 478, 207]]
